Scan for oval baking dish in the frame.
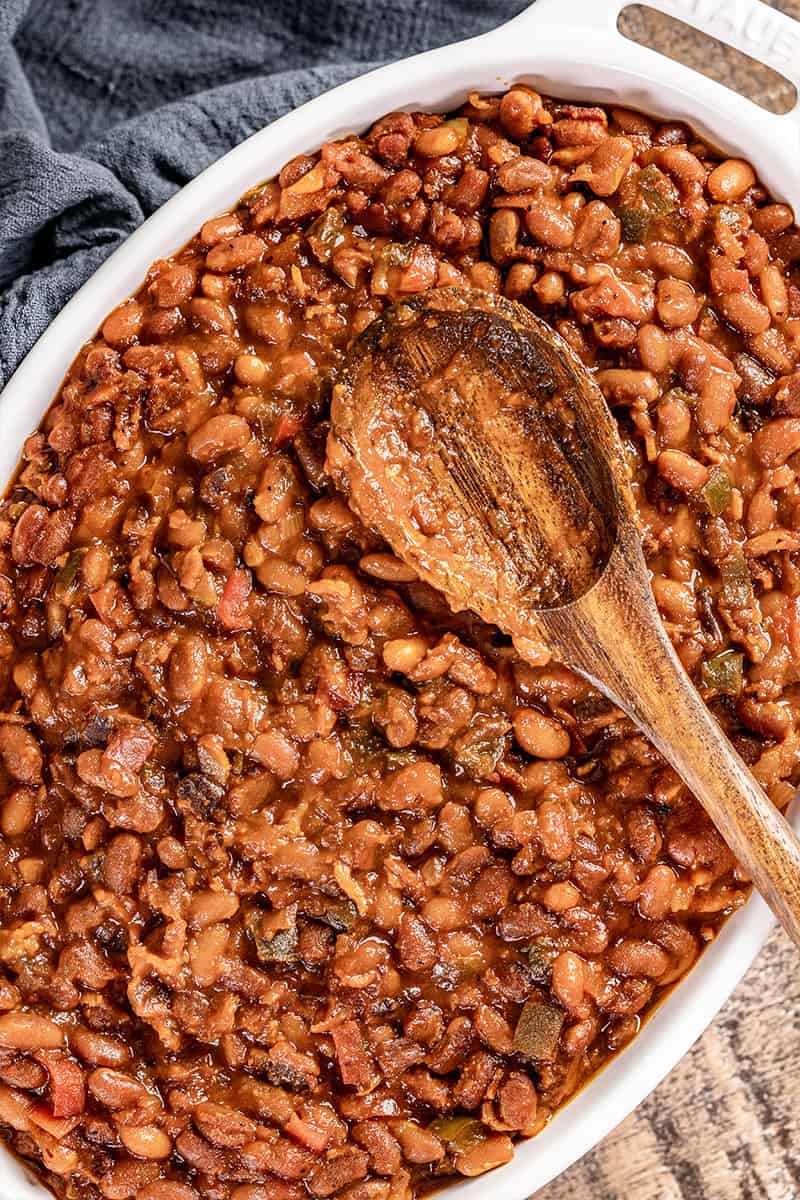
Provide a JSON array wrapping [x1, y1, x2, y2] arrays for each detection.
[[1, 1, 800, 1197]]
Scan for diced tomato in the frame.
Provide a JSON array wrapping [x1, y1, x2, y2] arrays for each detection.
[[216, 568, 253, 631], [284, 1112, 329, 1154], [330, 1020, 374, 1089], [29, 1103, 82, 1138], [102, 723, 156, 773], [271, 413, 304, 447], [709, 259, 749, 295], [0, 1084, 33, 1132], [90, 581, 134, 629], [35, 1053, 86, 1118]]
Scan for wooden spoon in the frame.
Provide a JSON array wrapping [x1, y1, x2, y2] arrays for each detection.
[[327, 286, 800, 947]]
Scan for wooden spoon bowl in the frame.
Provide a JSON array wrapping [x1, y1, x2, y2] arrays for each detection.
[[328, 286, 800, 947]]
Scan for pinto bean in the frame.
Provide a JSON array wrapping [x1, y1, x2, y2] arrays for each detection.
[[499, 89, 540, 139], [497, 156, 555, 192], [717, 290, 771, 335], [551, 951, 585, 1010], [489, 209, 521, 264], [102, 302, 144, 347], [206, 234, 265, 273], [455, 1134, 514, 1176], [656, 278, 701, 328], [391, 1121, 444, 1165], [637, 323, 671, 373], [382, 637, 428, 674], [201, 213, 243, 246], [167, 635, 209, 702], [152, 263, 196, 307], [608, 938, 669, 979], [571, 136, 634, 195], [70, 1028, 132, 1068], [597, 369, 659, 406], [536, 799, 573, 862], [648, 243, 696, 282], [657, 448, 708, 492], [707, 159, 755, 201], [573, 201, 620, 259], [657, 391, 691, 447], [187, 413, 251, 462], [0, 1012, 64, 1050], [753, 418, 800, 468], [234, 353, 268, 386], [11, 505, 74, 567], [88, 1069, 148, 1110], [513, 708, 571, 759], [380, 761, 444, 813], [697, 372, 736, 435], [652, 577, 696, 626], [535, 271, 566, 305], [759, 264, 789, 319], [1, 787, 36, 837], [542, 881, 581, 912], [414, 125, 460, 157], [139, 1185, 199, 1200], [752, 203, 794, 236], [525, 200, 575, 249], [189, 296, 235, 334], [120, 1125, 173, 1160], [638, 865, 676, 920], [103, 834, 143, 894]]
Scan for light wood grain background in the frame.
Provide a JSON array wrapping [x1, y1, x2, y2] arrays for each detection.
[[537, 3, 800, 1197]]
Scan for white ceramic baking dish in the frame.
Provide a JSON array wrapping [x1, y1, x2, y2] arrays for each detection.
[[2, 1, 800, 1196]]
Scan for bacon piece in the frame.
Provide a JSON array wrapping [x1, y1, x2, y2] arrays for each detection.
[[331, 1021, 375, 1090]]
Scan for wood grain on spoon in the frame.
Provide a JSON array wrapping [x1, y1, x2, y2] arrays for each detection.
[[327, 286, 800, 949]]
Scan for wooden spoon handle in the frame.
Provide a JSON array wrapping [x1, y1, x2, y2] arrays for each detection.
[[541, 531, 800, 948]]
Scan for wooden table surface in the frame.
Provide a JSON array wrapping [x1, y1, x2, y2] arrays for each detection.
[[537, 4, 800, 1197]]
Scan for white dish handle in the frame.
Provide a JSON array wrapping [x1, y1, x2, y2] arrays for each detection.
[[503, 0, 800, 112]]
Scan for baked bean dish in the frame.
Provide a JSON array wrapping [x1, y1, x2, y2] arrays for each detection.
[[1, 86, 799, 1200]]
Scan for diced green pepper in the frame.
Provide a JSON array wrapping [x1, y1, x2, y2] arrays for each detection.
[[702, 467, 732, 516], [245, 910, 299, 963], [527, 941, 555, 987], [428, 1115, 486, 1152], [380, 242, 413, 268], [56, 548, 83, 593], [700, 649, 744, 696], [638, 164, 678, 215], [306, 206, 345, 263], [320, 897, 358, 932], [662, 386, 696, 407], [371, 241, 413, 293], [383, 750, 419, 770], [617, 206, 651, 244], [443, 118, 470, 144], [618, 166, 679, 243], [450, 713, 511, 780], [719, 547, 753, 609], [513, 999, 564, 1061]]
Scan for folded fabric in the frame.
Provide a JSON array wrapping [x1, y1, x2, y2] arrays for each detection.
[[0, 0, 526, 387]]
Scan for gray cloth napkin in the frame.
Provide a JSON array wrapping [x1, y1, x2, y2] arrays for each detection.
[[0, 0, 528, 388]]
